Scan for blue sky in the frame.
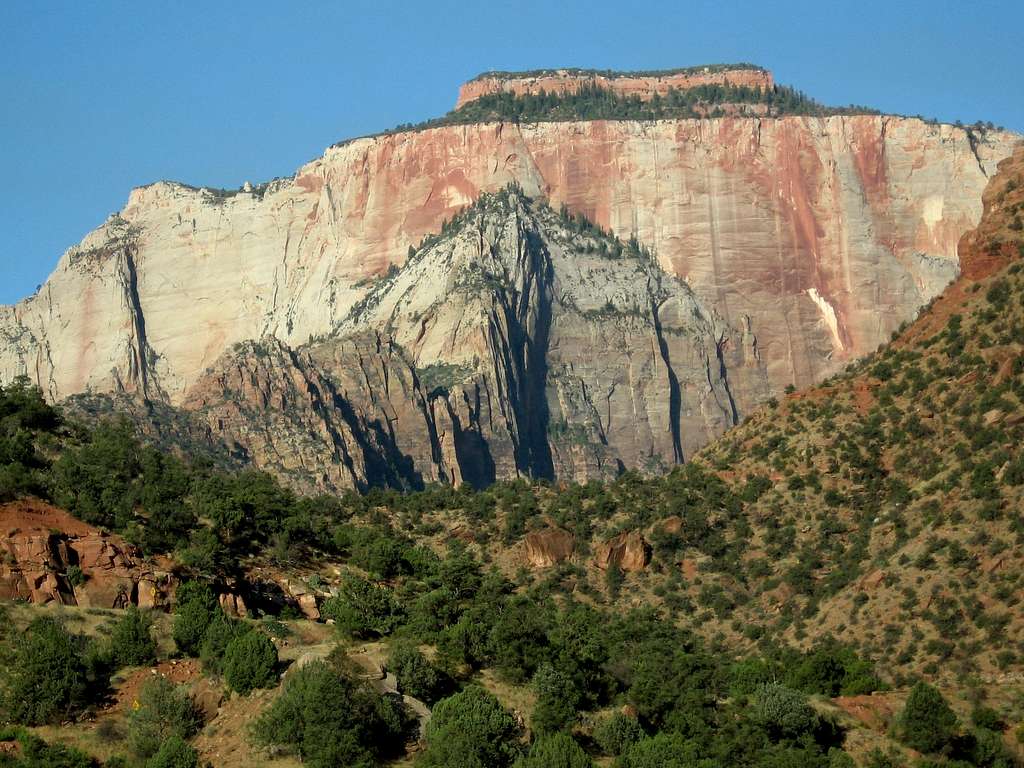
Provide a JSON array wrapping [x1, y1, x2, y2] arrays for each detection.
[[2, 0, 1022, 304]]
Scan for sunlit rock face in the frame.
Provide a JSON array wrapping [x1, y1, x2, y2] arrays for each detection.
[[1, 116, 1013, 404], [0, 94, 1018, 488], [454, 67, 774, 108]]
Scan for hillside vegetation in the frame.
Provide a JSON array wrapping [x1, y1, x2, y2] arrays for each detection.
[[386, 81, 880, 135]]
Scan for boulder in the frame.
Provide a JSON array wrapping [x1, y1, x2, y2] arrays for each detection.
[[297, 593, 320, 621], [524, 527, 575, 568], [594, 531, 651, 572]]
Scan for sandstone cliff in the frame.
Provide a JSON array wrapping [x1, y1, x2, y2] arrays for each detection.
[[0, 72, 1019, 488], [1, 116, 1014, 408], [178, 188, 767, 491], [455, 66, 773, 109]]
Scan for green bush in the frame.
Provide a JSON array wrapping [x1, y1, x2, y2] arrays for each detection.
[[198, 611, 245, 674], [253, 659, 405, 768], [172, 582, 219, 656], [109, 606, 157, 668], [223, 630, 278, 694], [320, 576, 404, 638], [419, 685, 522, 767], [897, 682, 957, 754], [593, 712, 644, 756], [0, 616, 89, 724], [0, 726, 95, 767], [616, 732, 705, 768], [127, 677, 203, 761], [753, 683, 818, 737], [787, 642, 881, 696], [146, 735, 199, 768], [387, 643, 446, 704], [515, 732, 592, 768], [970, 705, 1005, 732], [530, 663, 580, 735]]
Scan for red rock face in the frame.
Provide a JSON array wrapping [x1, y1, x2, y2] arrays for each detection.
[[524, 528, 575, 568], [0, 498, 174, 609], [594, 531, 652, 572], [455, 68, 774, 109]]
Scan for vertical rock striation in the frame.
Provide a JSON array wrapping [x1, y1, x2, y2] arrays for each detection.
[[1, 116, 1014, 405]]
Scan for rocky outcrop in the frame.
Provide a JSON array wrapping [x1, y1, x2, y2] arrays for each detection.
[[455, 66, 774, 109], [594, 531, 652, 572], [0, 498, 174, 609], [524, 527, 575, 568]]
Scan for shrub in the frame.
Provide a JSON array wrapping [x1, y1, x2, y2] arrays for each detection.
[[172, 582, 219, 656], [146, 735, 199, 768], [223, 630, 278, 694], [0, 727, 95, 767], [198, 611, 245, 674], [320, 576, 404, 638], [66, 565, 85, 587], [617, 732, 705, 768], [387, 643, 446, 704], [897, 682, 957, 754], [787, 642, 881, 696], [971, 705, 1005, 732], [753, 683, 818, 737], [0, 616, 89, 724], [253, 659, 405, 767], [530, 663, 580, 735], [419, 685, 522, 767], [593, 711, 644, 756], [966, 727, 1015, 767], [109, 606, 157, 668], [515, 732, 592, 768], [127, 677, 203, 760]]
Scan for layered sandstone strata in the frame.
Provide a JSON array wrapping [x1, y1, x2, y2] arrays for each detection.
[[455, 66, 774, 109], [1, 116, 1014, 408]]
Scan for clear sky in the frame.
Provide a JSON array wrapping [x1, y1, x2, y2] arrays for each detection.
[[2, 0, 1022, 304]]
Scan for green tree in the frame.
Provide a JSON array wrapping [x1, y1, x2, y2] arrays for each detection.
[[172, 582, 219, 656], [387, 643, 446, 704], [253, 659, 404, 768], [49, 419, 140, 530], [530, 663, 580, 735], [593, 712, 644, 756], [127, 677, 203, 761], [0, 616, 89, 724], [109, 606, 157, 668], [223, 630, 278, 695], [198, 611, 245, 675], [515, 732, 593, 768], [897, 682, 957, 754], [146, 735, 199, 768], [753, 683, 819, 738], [320, 576, 404, 638], [419, 685, 522, 768], [616, 732, 710, 768]]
